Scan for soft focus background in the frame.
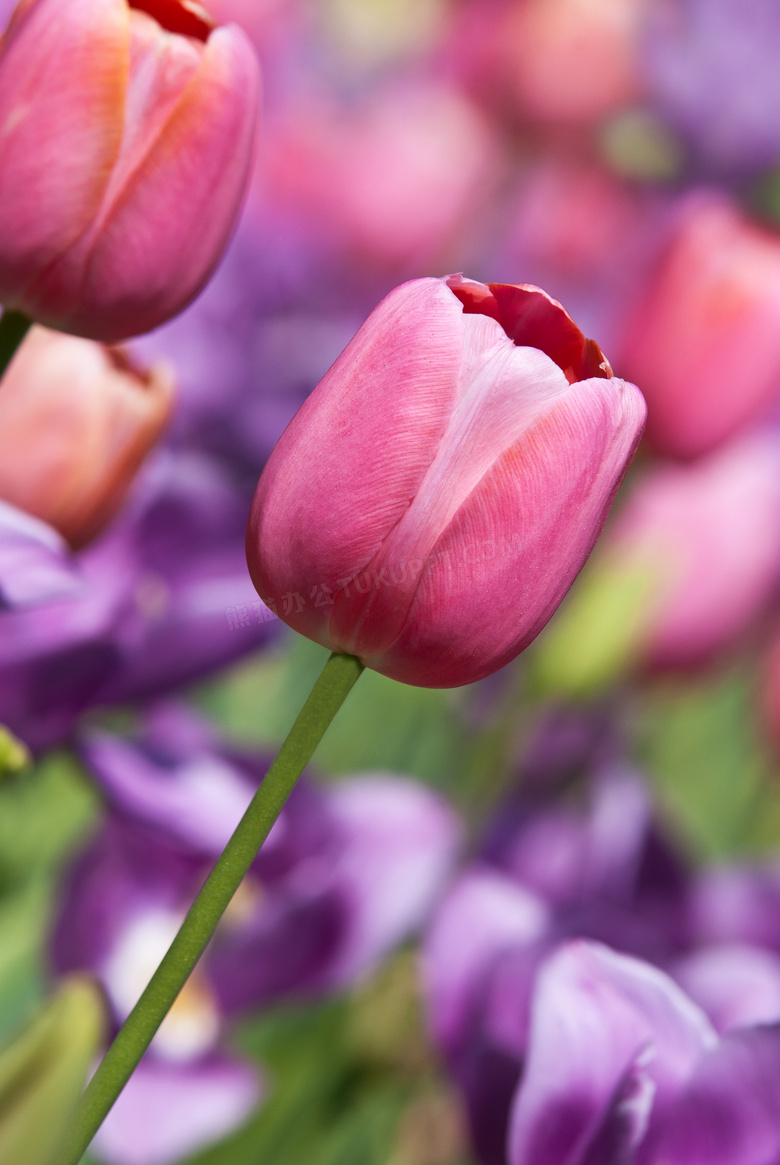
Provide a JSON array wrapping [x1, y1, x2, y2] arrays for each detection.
[[5, 0, 780, 1162]]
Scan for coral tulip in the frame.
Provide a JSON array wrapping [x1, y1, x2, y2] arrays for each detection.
[[0, 0, 259, 341], [247, 276, 646, 688], [0, 326, 173, 547]]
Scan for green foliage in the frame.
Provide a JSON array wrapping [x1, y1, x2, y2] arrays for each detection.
[[637, 661, 780, 862], [0, 727, 29, 780], [194, 633, 474, 795], [184, 953, 472, 1165], [528, 552, 662, 700], [0, 977, 104, 1165], [0, 752, 100, 1044]]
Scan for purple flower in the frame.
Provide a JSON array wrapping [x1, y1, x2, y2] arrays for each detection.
[[642, 0, 780, 172], [423, 764, 691, 1165], [52, 703, 460, 1160], [0, 450, 275, 751], [0, 499, 83, 609], [129, 215, 367, 479], [91, 1057, 262, 1165], [424, 729, 780, 1165], [508, 939, 780, 1165]]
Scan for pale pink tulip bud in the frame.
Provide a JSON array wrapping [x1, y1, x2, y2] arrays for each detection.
[[0, 0, 259, 342], [620, 194, 780, 459], [262, 83, 497, 271], [246, 276, 646, 688], [0, 325, 173, 547]]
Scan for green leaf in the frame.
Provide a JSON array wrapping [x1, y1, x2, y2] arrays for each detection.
[[184, 956, 474, 1165], [528, 552, 662, 700], [0, 751, 99, 888], [0, 880, 49, 1047], [0, 977, 104, 1165], [636, 662, 780, 861], [0, 728, 30, 781]]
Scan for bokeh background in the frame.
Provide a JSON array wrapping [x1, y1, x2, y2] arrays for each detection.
[[4, 0, 780, 1162]]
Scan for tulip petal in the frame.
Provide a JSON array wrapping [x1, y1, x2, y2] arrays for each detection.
[[656, 1025, 780, 1165], [329, 322, 575, 659], [673, 944, 780, 1034], [319, 774, 462, 986], [448, 277, 611, 382], [0, 500, 83, 608], [371, 374, 645, 686], [248, 278, 471, 646], [0, 0, 126, 301], [81, 728, 255, 855], [91, 1055, 262, 1165], [507, 941, 715, 1165], [26, 23, 259, 341], [422, 868, 549, 1053]]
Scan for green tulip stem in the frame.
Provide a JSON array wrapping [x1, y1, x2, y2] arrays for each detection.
[[63, 651, 364, 1165], [0, 310, 31, 381]]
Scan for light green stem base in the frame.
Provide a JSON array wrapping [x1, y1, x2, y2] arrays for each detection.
[[63, 651, 364, 1165], [0, 310, 31, 381]]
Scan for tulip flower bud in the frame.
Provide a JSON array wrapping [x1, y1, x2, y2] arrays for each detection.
[[0, 977, 104, 1165], [247, 276, 646, 688], [620, 194, 780, 460], [0, 0, 259, 342], [0, 325, 173, 548]]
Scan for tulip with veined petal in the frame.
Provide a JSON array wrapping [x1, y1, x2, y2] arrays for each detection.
[[247, 275, 646, 688]]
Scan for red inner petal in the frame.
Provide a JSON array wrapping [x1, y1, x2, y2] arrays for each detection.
[[448, 278, 612, 384], [129, 0, 215, 41]]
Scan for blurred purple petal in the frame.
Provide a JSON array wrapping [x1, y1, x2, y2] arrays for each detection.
[[92, 1055, 262, 1165], [643, 0, 780, 171], [0, 499, 83, 608], [655, 1025, 780, 1165], [319, 775, 462, 987], [507, 941, 715, 1165], [89, 451, 277, 706], [52, 816, 206, 980], [422, 868, 549, 1054], [81, 729, 256, 856], [673, 944, 780, 1034], [691, 862, 780, 949]]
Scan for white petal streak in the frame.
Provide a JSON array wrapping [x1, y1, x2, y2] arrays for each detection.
[[377, 311, 571, 571]]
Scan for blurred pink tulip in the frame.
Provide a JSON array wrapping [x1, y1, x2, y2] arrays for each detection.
[[446, 0, 643, 126], [503, 0, 643, 124], [261, 83, 497, 271], [0, 325, 173, 547], [0, 0, 259, 342], [247, 276, 645, 688], [613, 434, 780, 669], [620, 194, 780, 459]]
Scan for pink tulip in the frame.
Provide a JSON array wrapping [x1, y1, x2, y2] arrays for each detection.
[[445, 0, 642, 127], [620, 193, 780, 460], [246, 276, 646, 688], [613, 433, 780, 667], [0, 325, 173, 547], [261, 82, 497, 272], [0, 0, 259, 342]]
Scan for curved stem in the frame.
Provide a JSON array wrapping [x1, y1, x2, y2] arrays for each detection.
[[0, 310, 31, 381], [63, 651, 364, 1164]]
